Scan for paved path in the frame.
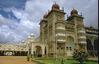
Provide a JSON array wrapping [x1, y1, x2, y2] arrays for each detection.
[[0, 56, 36, 64]]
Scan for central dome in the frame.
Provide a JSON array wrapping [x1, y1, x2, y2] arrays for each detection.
[[52, 3, 60, 10]]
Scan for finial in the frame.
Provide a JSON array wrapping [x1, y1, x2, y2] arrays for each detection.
[[62, 7, 64, 11], [67, 15, 68, 18], [52, 1, 60, 10], [80, 12, 82, 16], [73, 7, 76, 10], [72, 6, 75, 9], [53, 1, 56, 4]]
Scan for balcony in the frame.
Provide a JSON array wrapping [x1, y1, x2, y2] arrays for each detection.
[[56, 27, 65, 30], [56, 33, 65, 36], [57, 39, 66, 42], [79, 41, 86, 44], [79, 36, 86, 39], [78, 30, 85, 33]]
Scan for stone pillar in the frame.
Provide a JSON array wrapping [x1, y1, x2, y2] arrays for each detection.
[[42, 46, 45, 57]]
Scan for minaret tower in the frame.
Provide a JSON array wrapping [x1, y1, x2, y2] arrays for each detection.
[[67, 8, 87, 51], [40, 3, 66, 57]]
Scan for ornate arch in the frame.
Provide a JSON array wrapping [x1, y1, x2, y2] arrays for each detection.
[[35, 46, 42, 57], [86, 38, 94, 56], [93, 38, 98, 56], [66, 36, 75, 50], [67, 36, 74, 43]]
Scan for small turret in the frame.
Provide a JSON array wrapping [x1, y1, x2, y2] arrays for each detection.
[[43, 13, 47, 18], [52, 3, 60, 10], [71, 8, 78, 16]]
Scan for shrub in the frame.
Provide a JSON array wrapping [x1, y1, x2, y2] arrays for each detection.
[[73, 49, 88, 64]]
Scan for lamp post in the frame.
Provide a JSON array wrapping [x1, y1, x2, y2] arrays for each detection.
[[27, 33, 34, 61], [27, 36, 32, 61]]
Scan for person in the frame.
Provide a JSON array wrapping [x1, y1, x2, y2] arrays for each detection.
[[61, 58, 64, 64], [27, 54, 30, 61]]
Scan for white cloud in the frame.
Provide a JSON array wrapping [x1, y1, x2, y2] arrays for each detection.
[[0, 0, 98, 43], [0, 14, 18, 26], [0, 8, 35, 43], [0, 0, 41, 43]]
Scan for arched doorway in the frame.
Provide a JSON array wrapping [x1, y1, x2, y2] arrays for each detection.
[[86, 39, 94, 56], [94, 39, 98, 56], [35, 46, 42, 57], [45, 47, 47, 55], [66, 36, 75, 56], [0, 51, 4, 56], [4, 51, 13, 56]]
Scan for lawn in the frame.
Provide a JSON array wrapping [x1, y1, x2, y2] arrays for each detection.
[[32, 57, 98, 64]]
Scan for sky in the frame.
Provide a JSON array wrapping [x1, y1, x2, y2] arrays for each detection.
[[0, 0, 98, 44]]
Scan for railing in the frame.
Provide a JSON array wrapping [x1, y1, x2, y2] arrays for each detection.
[[79, 41, 86, 44], [56, 27, 65, 30], [79, 36, 86, 39], [57, 39, 66, 42], [56, 33, 65, 36], [78, 30, 85, 33]]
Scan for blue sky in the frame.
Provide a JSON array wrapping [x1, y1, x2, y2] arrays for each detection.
[[0, 0, 98, 43]]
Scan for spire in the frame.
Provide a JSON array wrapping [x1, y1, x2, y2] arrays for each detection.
[[62, 7, 64, 11], [67, 15, 69, 18], [52, 2, 60, 10]]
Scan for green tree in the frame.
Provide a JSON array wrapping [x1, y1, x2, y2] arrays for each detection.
[[73, 49, 88, 64], [61, 58, 64, 64]]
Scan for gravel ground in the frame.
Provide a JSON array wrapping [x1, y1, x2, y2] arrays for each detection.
[[0, 56, 36, 64]]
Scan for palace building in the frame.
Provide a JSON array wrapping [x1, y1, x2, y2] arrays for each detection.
[[0, 3, 98, 57], [37, 3, 98, 57], [0, 43, 28, 56]]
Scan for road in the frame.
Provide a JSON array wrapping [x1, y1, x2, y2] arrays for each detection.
[[0, 56, 36, 64]]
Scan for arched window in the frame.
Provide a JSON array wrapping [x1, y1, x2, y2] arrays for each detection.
[[86, 39, 94, 56], [66, 36, 75, 51], [86, 39, 93, 51], [45, 47, 47, 55], [35, 46, 42, 57], [94, 39, 98, 51], [94, 38, 98, 56]]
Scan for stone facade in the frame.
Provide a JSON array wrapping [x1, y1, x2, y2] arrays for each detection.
[[0, 43, 28, 56], [39, 3, 98, 57], [1, 3, 97, 57]]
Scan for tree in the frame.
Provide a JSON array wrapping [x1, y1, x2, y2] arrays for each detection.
[[27, 55, 30, 61], [86, 39, 94, 56], [94, 39, 98, 56], [61, 58, 64, 64], [73, 49, 88, 64]]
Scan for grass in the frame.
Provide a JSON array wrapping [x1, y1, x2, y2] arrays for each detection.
[[32, 57, 98, 64]]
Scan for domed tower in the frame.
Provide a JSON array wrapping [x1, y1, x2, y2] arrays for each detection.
[[39, 13, 48, 43], [39, 3, 66, 57], [67, 8, 87, 51], [52, 3, 60, 10], [71, 8, 78, 16]]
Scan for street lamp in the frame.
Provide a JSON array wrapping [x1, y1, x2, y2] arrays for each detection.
[[27, 33, 34, 61], [27, 35, 32, 61]]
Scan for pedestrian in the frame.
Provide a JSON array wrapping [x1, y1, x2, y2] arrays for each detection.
[[27, 55, 30, 61]]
